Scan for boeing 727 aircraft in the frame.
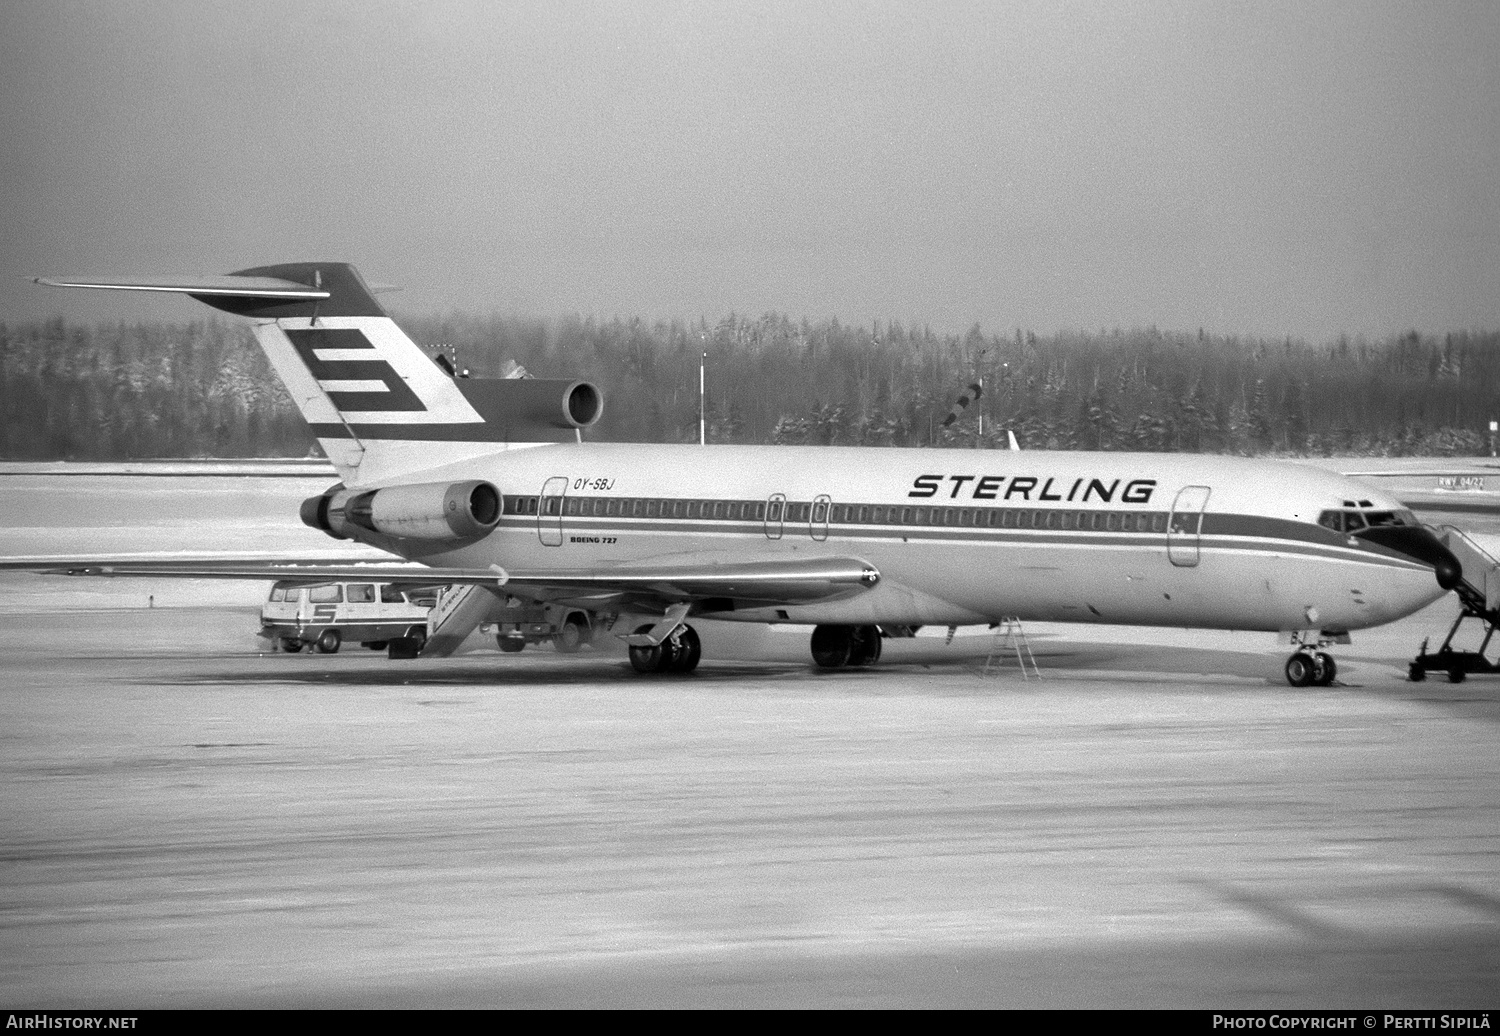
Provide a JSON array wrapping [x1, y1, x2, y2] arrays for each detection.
[[22, 263, 1463, 685]]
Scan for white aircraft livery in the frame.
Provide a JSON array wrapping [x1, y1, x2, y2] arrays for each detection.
[[23, 262, 1463, 685]]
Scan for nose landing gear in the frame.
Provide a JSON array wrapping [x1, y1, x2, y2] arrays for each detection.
[[1283, 630, 1348, 687], [1285, 650, 1336, 687]]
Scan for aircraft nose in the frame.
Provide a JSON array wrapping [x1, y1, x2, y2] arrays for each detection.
[[1356, 525, 1462, 590], [1434, 548, 1463, 591]]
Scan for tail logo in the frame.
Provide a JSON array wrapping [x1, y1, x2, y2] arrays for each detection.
[[262, 317, 483, 427], [285, 328, 426, 413]]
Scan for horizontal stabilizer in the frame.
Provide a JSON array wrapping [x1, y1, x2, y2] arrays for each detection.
[[32, 275, 330, 300], [32, 263, 386, 319]]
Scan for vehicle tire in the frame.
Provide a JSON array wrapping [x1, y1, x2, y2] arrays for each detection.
[[1313, 651, 1336, 686], [555, 618, 586, 654], [280, 637, 304, 653], [848, 625, 882, 666], [1407, 662, 1427, 682], [628, 624, 661, 674], [1285, 652, 1315, 687], [498, 635, 526, 653], [316, 629, 341, 654], [670, 625, 701, 674], [811, 624, 853, 669], [1448, 668, 1467, 684]]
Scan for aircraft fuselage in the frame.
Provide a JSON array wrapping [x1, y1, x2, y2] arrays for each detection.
[[347, 442, 1450, 635]]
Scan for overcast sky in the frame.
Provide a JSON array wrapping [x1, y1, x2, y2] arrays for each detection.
[[2, 0, 1496, 339]]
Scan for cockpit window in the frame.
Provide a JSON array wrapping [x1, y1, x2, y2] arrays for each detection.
[[1319, 508, 1415, 533]]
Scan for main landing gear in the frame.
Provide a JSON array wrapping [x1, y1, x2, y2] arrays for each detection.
[[810, 624, 883, 669], [628, 623, 701, 674]]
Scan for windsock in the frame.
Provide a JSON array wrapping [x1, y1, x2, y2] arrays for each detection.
[[941, 381, 983, 427]]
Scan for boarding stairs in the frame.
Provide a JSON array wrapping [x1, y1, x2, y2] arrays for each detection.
[[983, 618, 1042, 679], [1409, 526, 1500, 682], [422, 583, 497, 658]]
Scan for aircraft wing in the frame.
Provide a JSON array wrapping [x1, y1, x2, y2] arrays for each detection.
[[0, 554, 881, 606]]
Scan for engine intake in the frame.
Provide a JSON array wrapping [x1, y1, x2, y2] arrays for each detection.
[[302, 480, 501, 541], [456, 378, 604, 432]]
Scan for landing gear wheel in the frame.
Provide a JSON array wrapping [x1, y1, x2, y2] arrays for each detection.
[[498, 635, 526, 653], [555, 618, 587, 654], [1448, 668, 1467, 684], [848, 625, 882, 666], [655, 632, 683, 672], [811, 625, 854, 669], [280, 637, 304, 653], [628, 624, 661, 674], [316, 629, 341, 654], [1285, 652, 1316, 687], [1407, 662, 1427, 682], [1313, 651, 1336, 686], [669, 625, 701, 674]]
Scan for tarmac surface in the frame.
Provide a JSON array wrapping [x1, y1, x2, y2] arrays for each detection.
[[1, 604, 1497, 1008], [1, 467, 1498, 1007]]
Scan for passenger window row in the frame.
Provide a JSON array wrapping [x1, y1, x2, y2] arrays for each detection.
[[503, 494, 1170, 533]]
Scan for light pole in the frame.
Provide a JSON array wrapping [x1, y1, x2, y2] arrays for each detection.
[[700, 351, 707, 446]]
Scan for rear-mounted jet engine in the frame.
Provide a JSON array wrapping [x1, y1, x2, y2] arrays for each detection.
[[302, 480, 502, 542]]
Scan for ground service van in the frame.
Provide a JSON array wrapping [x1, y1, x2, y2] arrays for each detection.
[[260, 581, 439, 655]]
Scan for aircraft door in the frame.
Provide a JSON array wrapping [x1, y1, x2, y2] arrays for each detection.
[[538, 476, 567, 547], [764, 493, 785, 540], [810, 494, 831, 541], [1168, 485, 1211, 567]]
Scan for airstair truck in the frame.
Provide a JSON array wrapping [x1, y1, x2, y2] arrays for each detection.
[[427, 584, 597, 655], [1408, 527, 1500, 683]]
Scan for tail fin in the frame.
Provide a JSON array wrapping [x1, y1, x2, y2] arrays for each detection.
[[34, 263, 601, 486]]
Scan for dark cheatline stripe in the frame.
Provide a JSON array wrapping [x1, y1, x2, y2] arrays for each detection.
[[1202, 512, 1334, 546], [502, 515, 1426, 571]]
